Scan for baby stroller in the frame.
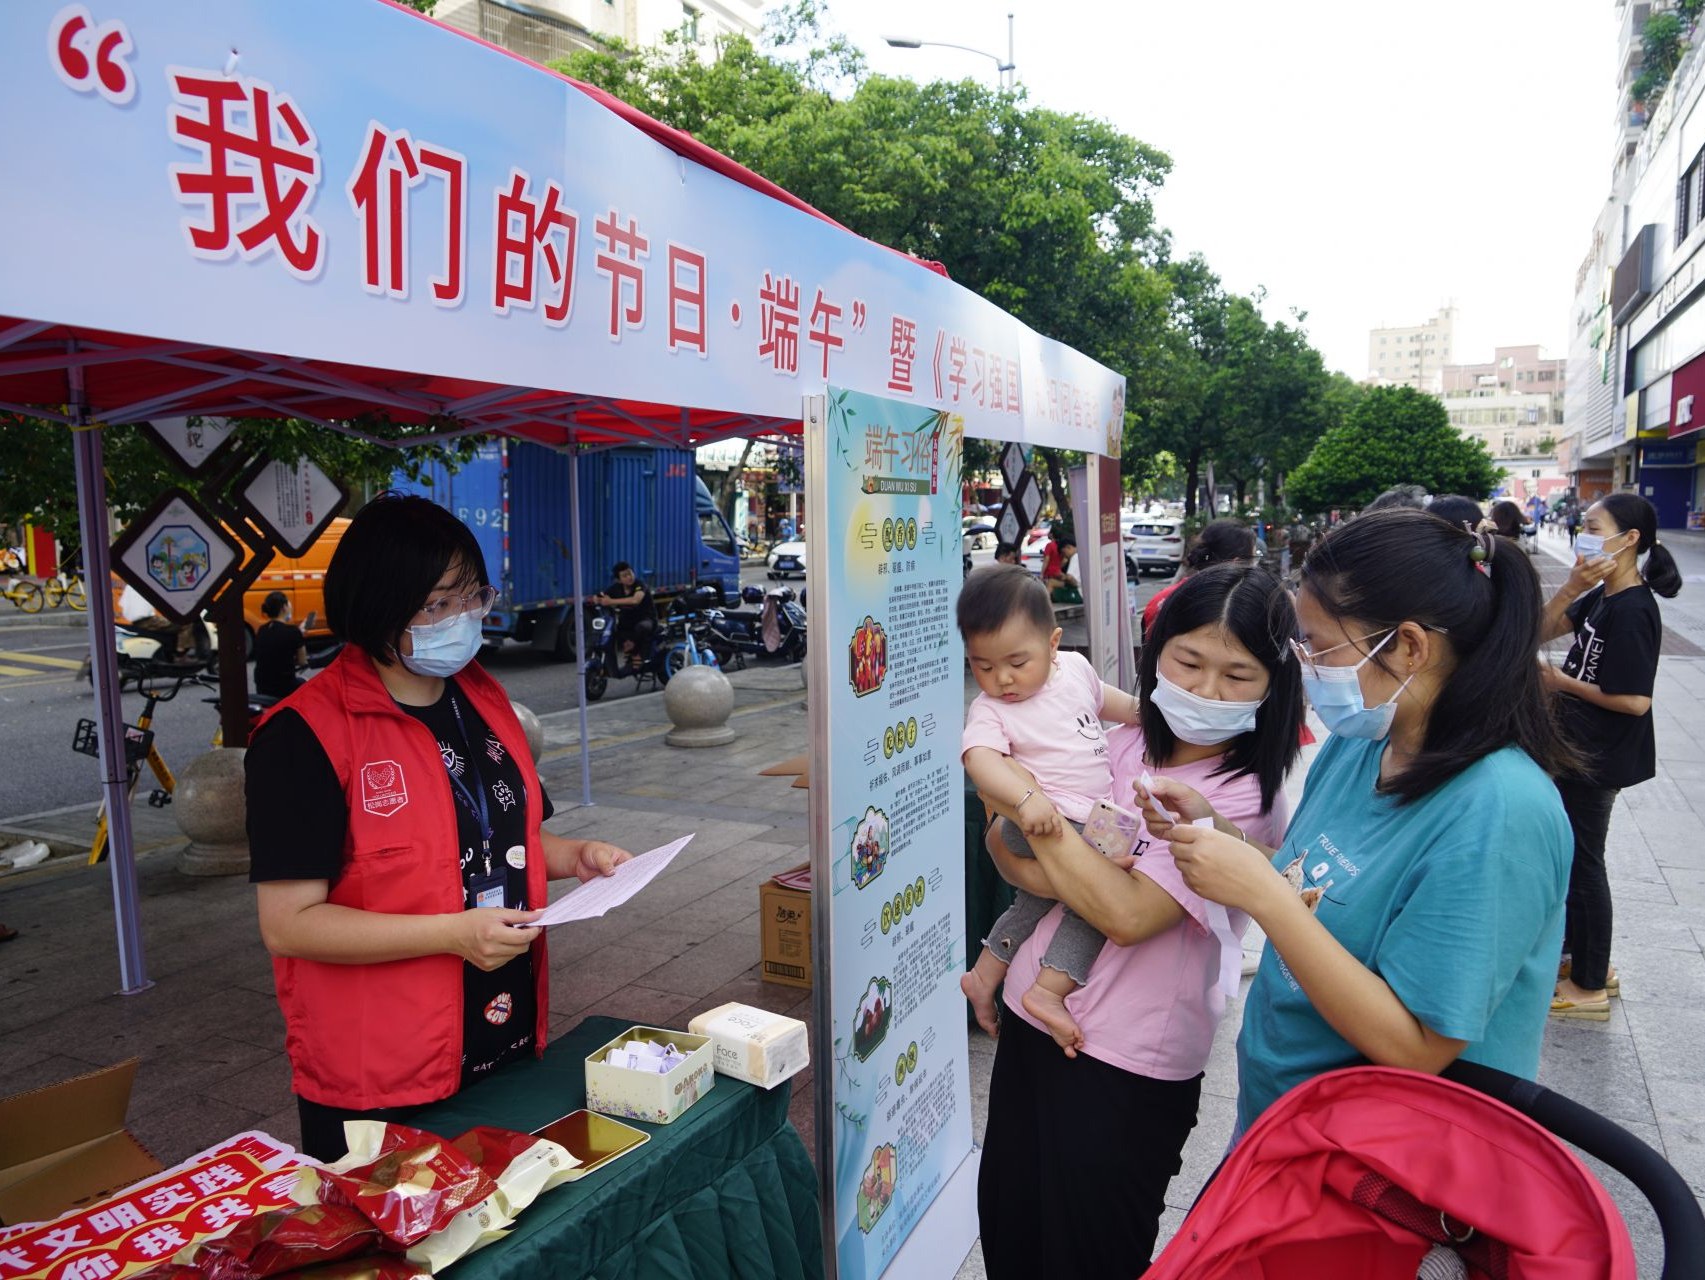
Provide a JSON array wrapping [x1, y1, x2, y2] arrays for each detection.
[[1147, 1062, 1704, 1279]]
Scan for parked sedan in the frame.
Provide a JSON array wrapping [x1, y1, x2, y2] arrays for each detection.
[[767, 540, 807, 578], [1124, 517, 1184, 575]]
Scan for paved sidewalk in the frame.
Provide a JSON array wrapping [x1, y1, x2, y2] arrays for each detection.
[[3, 577, 1702, 1273]]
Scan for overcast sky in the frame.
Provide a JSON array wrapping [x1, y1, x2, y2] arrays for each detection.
[[840, 0, 1613, 378]]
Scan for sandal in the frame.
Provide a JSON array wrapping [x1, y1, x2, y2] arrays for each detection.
[[1550, 994, 1611, 1021], [1557, 958, 1620, 996]]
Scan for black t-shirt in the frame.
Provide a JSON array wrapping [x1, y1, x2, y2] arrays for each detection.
[[1559, 583, 1660, 789], [248, 679, 553, 1095], [253, 620, 305, 697], [604, 579, 654, 632]]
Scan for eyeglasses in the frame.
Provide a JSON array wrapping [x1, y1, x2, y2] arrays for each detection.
[[415, 584, 498, 625], [1288, 624, 1448, 674]]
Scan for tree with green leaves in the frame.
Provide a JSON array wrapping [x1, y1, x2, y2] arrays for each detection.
[[1283, 385, 1503, 516]]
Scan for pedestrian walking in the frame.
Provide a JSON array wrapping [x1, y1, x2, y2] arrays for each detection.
[[1143, 510, 1574, 1141], [1541, 494, 1683, 1020]]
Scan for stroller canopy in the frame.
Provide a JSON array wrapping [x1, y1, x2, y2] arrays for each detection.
[[1148, 1066, 1635, 1280]]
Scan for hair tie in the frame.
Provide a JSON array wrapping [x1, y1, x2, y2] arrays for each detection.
[[1468, 529, 1495, 575]]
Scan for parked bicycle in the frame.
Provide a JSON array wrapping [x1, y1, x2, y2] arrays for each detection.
[[43, 571, 86, 611], [1, 571, 43, 614]]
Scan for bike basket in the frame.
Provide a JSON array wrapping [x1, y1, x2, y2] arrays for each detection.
[[72, 718, 154, 765]]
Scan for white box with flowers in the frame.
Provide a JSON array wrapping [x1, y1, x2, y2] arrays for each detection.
[[584, 1025, 715, 1125]]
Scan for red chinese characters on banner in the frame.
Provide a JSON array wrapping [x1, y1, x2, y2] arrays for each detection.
[[168, 71, 324, 279], [666, 243, 707, 356], [807, 288, 843, 378], [346, 122, 467, 305], [887, 316, 918, 394], [758, 272, 802, 375], [492, 169, 578, 325], [947, 336, 968, 402], [594, 209, 650, 339], [1, 1146, 309, 1280]]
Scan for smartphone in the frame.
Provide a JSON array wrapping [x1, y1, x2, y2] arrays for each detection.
[[1082, 799, 1143, 860], [300, 610, 318, 632], [532, 1109, 650, 1176]]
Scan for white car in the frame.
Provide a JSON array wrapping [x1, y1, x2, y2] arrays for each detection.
[[961, 517, 997, 551], [766, 540, 806, 578], [1124, 517, 1184, 575]]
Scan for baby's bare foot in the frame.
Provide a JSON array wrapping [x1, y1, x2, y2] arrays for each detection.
[[961, 965, 1001, 1037], [1022, 984, 1084, 1058]]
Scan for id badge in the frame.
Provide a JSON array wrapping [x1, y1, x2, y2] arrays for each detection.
[[468, 868, 507, 911]]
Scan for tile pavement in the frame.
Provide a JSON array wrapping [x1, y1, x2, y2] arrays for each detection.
[[3, 543, 1703, 1274]]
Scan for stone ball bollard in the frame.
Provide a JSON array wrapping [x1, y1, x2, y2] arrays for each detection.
[[664, 664, 737, 748], [175, 747, 250, 876], [511, 700, 544, 764]]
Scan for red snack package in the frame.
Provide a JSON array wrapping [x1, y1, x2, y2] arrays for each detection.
[[275, 1255, 427, 1280], [129, 1268, 210, 1280], [194, 1205, 378, 1280], [318, 1124, 496, 1247]]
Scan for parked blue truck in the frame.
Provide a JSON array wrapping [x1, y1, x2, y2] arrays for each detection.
[[394, 438, 741, 658]]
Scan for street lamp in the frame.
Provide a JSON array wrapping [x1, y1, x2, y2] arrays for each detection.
[[884, 12, 1016, 90]]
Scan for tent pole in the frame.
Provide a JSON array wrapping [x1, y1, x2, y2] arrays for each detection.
[[69, 376, 152, 995], [567, 437, 593, 809]]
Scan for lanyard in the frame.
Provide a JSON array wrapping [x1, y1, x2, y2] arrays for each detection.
[[443, 694, 494, 872]]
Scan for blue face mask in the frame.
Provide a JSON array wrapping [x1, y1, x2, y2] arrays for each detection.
[[1295, 629, 1413, 741], [399, 608, 483, 678]]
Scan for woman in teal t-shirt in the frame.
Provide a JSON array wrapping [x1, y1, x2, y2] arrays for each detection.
[[1145, 509, 1576, 1136]]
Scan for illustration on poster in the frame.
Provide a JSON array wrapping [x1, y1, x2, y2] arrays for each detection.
[[857, 1144, 898, 1235], [852, 976, 894, 1063], [849, 616, 888, 697], [146, 527, 209, 591], [850, 805, 890, 889]]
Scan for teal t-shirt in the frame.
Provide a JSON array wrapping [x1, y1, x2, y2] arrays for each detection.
[[1235, 735, 1571, 1132]]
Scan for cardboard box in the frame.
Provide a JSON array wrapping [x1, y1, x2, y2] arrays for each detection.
[[584, 1026, 715, 1126], [0, 1059, 162, 1227], [760, 864, 812, 989], [688, 1003, 810, 1089]]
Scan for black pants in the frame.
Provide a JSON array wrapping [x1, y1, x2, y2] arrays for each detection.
[[1558, 779, 1618, 992], [978, 1012, 1202, 1278], [297, 1095, 427, 1162]]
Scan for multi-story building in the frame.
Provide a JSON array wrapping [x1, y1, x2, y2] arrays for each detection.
[[434, 0, 764, 66], [1562, 1, 1705, 529], [1366, 307, 1457, 392], [1438, 346, 1568, 505]]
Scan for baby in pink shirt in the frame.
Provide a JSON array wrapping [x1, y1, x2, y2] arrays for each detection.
[[958, 564, 1141, 1054]]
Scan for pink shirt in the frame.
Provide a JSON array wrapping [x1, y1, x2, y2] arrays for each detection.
[[1003, 724, 1290, 1080], [961, 651, 1110, 823]]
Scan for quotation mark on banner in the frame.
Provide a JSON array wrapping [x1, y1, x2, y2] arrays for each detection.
[[851, 299, 868, 332], [49, 5, 136, 105]]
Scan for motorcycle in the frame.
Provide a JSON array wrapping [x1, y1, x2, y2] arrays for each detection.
[[576, 600, 668, 701], [704, 584, 807, 666]]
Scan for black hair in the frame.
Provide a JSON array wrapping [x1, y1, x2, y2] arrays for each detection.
[[1489, 500, 1525, 540], [1052, 523, 1077, 549], [1300, 507, 1580, 802], [1138, 563, 1303, 812], [612, 561, 633, 576], [993, 543, 1019, 562], [323, 493, 488, 665], [261, 590, 289, 619], [1426, 494, 1484, 530], [957, 563, 1054, 640], [1184, 519, 1257, 573], [1363, 484, 1428, 514], [1598, 493, 1683, 598]]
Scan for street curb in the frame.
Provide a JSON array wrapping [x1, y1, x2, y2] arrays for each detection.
[[0, 611, 86, 630]]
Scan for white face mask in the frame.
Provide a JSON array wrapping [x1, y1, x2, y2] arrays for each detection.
[[1295, 629, 1411, 741], [1149, 670, 1265, 746], [399, 608, 483, 678], [1573, 530, 1628, 562]]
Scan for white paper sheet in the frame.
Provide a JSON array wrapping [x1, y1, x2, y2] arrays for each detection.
[[1191, 816, 1245, 1003], [521, 834, 694, 927], [1138, 770, 1178, 824]]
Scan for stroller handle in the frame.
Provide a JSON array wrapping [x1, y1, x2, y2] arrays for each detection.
[[1444, 1060, 1705, 1280]]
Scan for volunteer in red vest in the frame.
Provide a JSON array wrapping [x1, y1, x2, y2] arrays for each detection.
[[247, 494, 632, 1160]]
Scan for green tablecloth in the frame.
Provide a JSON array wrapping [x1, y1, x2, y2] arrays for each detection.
[[412, 1016, 823, 1280]]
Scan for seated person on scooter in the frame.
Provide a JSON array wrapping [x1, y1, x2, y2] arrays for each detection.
[[119, 582, 202, 665], [254, 591, 308, 698], [592, 562, 656, 673]]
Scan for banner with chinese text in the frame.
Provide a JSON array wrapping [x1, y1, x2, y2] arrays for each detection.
[[807, 388, 975, 1279], [0, 1, 1123, 452]]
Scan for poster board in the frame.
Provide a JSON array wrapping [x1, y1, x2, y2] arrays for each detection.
[[108, 488, 244, 625], [806, 388, 976, 1280], [230, 455, 349, 558], [133, 417, 240, 479]]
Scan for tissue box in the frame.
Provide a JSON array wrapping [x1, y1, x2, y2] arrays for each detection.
[[688, 1003, 810, 1089], [584, 1026, 714, 1126]]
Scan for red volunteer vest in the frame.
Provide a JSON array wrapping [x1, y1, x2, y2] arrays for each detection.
[[262, 647, 550, 1110]]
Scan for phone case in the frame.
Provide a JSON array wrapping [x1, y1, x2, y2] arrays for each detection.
[[1083, 800, 1143, 859]]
